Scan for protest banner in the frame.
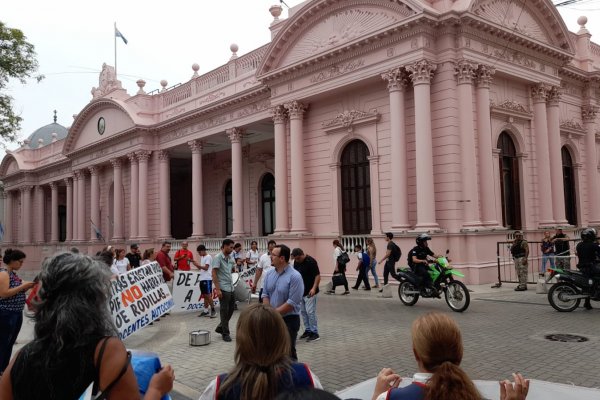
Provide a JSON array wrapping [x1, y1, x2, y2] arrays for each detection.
[[239, 265, 257, 288], [109, 262, 174, 340], [171, 270, 220, 313]]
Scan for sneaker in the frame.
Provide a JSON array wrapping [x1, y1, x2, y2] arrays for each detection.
[[342, 291, 350, 295], [514, 285, 527, 291], [210, 309, 217, 318], [351, 287, 359, 290], [325, 290, 335, 295], [199, 310, 209, 317], [299, 331, 311, 339], [215, 326, 223, 334], [307, 333, 320, 342], [378, 288, 384, 293], [222, 334, 232, 342], [373, 285, 379, 289]]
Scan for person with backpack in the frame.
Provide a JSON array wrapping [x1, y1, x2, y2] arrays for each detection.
[[378, 232, 401, 292], [326, 240, 350, 295], [351, 244, 371, 291]]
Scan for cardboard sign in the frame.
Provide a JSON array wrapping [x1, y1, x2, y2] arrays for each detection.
[[171, 271, 219, 312], [239, 266, 257, 288], [109, 262, 174, 340]]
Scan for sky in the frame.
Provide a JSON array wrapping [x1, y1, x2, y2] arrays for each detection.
[[2, 0, 600, 151]]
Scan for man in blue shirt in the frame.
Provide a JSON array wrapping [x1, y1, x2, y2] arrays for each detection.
[[263, 244, 304, 360]]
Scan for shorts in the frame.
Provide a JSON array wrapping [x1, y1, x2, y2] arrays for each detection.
[[199, 280, 212, 295]]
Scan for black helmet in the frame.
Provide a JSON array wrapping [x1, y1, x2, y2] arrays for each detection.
[[581, 228, 597, 242], [416, 233, 432, 245]]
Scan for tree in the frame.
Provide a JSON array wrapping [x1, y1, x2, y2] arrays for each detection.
[[0, 21, 43, 144]]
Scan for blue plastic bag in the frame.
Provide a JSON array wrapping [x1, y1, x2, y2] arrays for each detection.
[[130, 350, 171, 400]]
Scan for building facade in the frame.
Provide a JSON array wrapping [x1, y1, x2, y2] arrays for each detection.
[[2, 0, 600, 283]]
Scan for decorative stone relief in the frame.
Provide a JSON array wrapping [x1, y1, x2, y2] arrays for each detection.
[[530, 83, 547, 102], [582, 105, 598, 121], [284, 101, 307, 119], [546, 86, 561, 106], [454, 60, 477, 84], [280, 7, 410, 66], [310, 59, 365, 83], [91, 63, 124, 99], [322, 109, 380, 133], [198, 92, 225, 106], [476, 64, 495, 87], [473, 0, 549, 42], [381, 67, 409, 91], [136, 150, 152, 162], [127, 153, 137, 164], [165, 107, 186, 119], [188, 140, 203, 153], [406, 60, 436, 85], [110, 158, 122, 169], [271, 105, 288, 123], [237, 99, 270, 118], [560, 119, 584, 131], [157, 151, 169, 162], [88, 165, 100, 175], [491, 99, 531, 114], [226, 127, 245, 143]]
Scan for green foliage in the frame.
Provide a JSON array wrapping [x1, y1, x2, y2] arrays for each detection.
[[0, 21, 43, 144]]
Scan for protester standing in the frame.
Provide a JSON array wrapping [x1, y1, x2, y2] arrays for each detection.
[[0, 249, 35, 375], [263, 245, 304, 360], [253, 240, 276, 302], [111, 248, 131, 275], [511, 231, 529, 291], [156, 242, 174, 283], [212, 239, 236, 342], [291, 248, 321, 342], [141, 248, 156, 266], [540, 230, 555, 274], [195, 244, 216, 318], [125, 243, 141, 269], [245, 241, 260, 272], [174, 241, 194, 271], [232, 243, 244, 272]]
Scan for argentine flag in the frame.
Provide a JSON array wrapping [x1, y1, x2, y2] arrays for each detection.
[[115, 26, 128, 45]]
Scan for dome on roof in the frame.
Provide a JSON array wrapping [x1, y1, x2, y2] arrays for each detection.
[[26, 112, 68, 149]]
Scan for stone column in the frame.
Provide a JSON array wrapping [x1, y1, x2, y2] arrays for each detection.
[[406, 60, 439, 230], [136, 151, 151, 239], [227, 128, 245, 236], [329, 163, 342, 236], [3, 191, 13, 244], [111, 158, 124, 240], [64, 178, 73, 242], [546, 86, 567, 225], [475, 65, 499, 226], [272, 106, 289, 234], [189, 140, 205, 238], [158, 150, 171, 239], [531, 83, 554, 226], [21, 186, 32, 243], [72, 173, 79, 240], [35, 185, 45, 243], [77, 170, 86, 240], [455, 60, 481, 227], [381, 68, 410, 230], [285, 100, 308, 233], [50, 182, 59, 243], [582, 105, 600, 224], [128, 153, 139, 239], [89, 166, 100, 241], [368, 155, 382, 234]]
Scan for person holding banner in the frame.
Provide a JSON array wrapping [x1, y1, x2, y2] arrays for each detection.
[[156, 242, 174, 283], [196, 244, 217, 318], [212, 239, 236, 342], [174, 241, 194, 271], [0, 252, 175, 399]]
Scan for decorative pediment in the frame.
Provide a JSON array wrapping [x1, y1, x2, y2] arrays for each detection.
[[257, 0, 425, 78], [560, 119, 584, 132], [322, 109, 380, 133], [490, 99, 532, 121], [470, 0, 574, 52]]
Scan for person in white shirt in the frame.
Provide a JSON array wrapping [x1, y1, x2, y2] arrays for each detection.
[[245, 241, 260, 271], [111, 248, 130, 275], [252, 240, 276, 302], [194, 244, 216, 318]]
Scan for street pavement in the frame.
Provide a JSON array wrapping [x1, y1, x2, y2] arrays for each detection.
[[15, 281, 600, 399]]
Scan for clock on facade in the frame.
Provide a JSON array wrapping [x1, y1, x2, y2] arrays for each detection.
[[97, 117, 106, 135]]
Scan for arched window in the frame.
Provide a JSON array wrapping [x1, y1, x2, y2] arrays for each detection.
[[498, 132, 521, 229], [261, 173, 275, 235], [341, 140, 372, 234], [562, 147, 577, 225], [225, 180, 232, 236]]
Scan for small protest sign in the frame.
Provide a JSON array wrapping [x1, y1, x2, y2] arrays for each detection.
[[171, 271, 219, 312], [109, 262, 174, 340]]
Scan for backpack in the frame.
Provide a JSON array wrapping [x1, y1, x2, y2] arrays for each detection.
[[360, 251, 371, 268], [391, 242, 401, 262]]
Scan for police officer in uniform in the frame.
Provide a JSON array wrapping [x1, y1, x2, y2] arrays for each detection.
[[575, 228, 600, 310], [408, 234, 442, 295], [511, 231, 529, 291]]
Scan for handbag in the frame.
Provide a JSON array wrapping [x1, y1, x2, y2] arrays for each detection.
[[332, 273, 345, 286], [337, 251, 350, 266]]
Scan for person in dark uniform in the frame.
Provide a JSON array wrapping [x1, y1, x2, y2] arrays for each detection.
[[408, 234, 442, 294], [575, 228, 600, 310], [125, 243, 141, 269]]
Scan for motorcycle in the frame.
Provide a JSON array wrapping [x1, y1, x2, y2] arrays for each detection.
[[547, 266, 600, 312], [392, 250, 470, 312]]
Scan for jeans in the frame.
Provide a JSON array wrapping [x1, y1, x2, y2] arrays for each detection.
[[370, 260, 379, 286], [217, 290, 236, 335], [0, 309, 23, 373], [283, 315, 300, 361], [300, 295, 318, 334], [541, 253, 555, 272], [353, 266, 371, 290], [383, 260, 395, 285]]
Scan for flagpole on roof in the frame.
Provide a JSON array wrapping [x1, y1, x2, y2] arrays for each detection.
[[114, 22, 118, 78]]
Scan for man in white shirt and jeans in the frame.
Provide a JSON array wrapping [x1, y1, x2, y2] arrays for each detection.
[[252, 239, 276, 303], [195, 244, 216, 318]]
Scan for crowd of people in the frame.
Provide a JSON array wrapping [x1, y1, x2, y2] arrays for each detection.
[[2, 226, 599, 398]]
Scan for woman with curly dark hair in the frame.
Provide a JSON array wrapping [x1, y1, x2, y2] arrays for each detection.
[[0, 252, 174, 399]]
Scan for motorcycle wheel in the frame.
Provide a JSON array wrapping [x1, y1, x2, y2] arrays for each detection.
[[444, 281, 470, 312], [398, 281, 419, 306], [548, 282, 581, 312]]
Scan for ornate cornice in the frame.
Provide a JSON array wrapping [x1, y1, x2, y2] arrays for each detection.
[[322, 109, 380, 133], [406, 60, 436, 85]]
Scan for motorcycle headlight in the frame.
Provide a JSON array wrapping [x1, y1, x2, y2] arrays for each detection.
[[555, 274, 560, 279]]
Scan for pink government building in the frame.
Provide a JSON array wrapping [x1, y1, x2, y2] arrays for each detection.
[[2, 0, 600, 283]]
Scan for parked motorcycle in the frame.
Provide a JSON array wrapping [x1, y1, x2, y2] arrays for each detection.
[[547, 266, 600, 312], [392, 250, 470, 312]]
